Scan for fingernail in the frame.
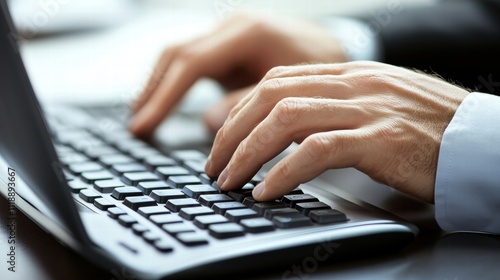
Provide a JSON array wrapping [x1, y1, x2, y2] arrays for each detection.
[[217, 168, 228, 188], [252, 182, 265, 199]]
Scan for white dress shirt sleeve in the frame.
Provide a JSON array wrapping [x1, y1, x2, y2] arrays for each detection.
[[435, 92, 500, 234]]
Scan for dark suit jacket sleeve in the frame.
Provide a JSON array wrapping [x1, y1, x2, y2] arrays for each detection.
[[360, 0, 500, 93]]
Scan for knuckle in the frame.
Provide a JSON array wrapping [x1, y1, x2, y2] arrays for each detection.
[[257, 78, 285, 104], [272, 98, 303, 127], [263, 66, 290, 80], [174, 47, 200, 65], [302, 134, 336, 163]]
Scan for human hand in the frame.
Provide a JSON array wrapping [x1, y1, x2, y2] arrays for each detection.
[[205, 61, 470, 203], [129, 12, 347, 137]]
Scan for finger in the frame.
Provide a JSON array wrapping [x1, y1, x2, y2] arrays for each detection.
[[216, 97, 367, 191], [252, 129, 369, 201], [203, 84, 255, 134], [206, 74, 353, 178], [132, 45, 180, 113]]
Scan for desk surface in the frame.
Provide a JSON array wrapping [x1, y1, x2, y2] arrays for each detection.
[[1, 196, 500, 280]]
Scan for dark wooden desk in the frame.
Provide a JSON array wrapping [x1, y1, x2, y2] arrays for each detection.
[[1, 195, 500, 280]]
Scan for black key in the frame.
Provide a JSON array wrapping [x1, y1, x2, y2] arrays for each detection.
[[287, 188, 304, 195], [212, 202, 247, 215], [70, 138, 106, 151], [282, 194, 318, 207], [242, 197, 257, 207], [118, 215, 137, 227], [143, 231, 162, 243], [240, 218, 274, 233], [183, 160, 206, 175], [182, 185, 218, 199], [79, 189, 101, 203], [83, 145, 119, 159], [175, 232, 208, 246], [153, 240, 174, 253], [94, 197, 115, 210], [309, 209, 348, 224], [67, 180, 90, 193], [138, 206, 170, 218], [295, 201, 330, 215], [167, 175, 202, 188], [209, 223, 245, 239], [107, 207, 126, 219], [68, 162, 103, 175], [121, 172, 159, 186], [155, 167, 190, 179], [137, 181, 171, 195], [94, 179, 125, 193], [144, 155, 176, 170], [149, 214, 182, 225], [264, 208, 301, 219], [131, 223, 149, 236], [272, 214, 313, 229], [80, 170, 114, 184], [193, 215, 229, 229], [114, 139, 148, 151], [99, 154, 135, 167], [59, 152, 88, 165], [128, 147, 160, 160], [111, 163, 147, 175], [225, 208, 259, 223], [251, 201, 287, 215], [198, 173, 214, 184], [123, 196, 157, 211], [150, 189, 186, 203], [165, 198, 200, 212], [171, 150, 206, 162], [111, 187, 143, 200], [162, 223, 195, 235], [249, 174, 264, 185], [198, 194, 234, 207], [179, 206, 215, 220], [228, 190, 253, 202]]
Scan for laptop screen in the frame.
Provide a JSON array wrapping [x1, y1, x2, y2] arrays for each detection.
[[0, 0, 87, 241]]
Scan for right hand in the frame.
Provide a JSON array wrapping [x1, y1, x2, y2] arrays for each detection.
[[129, 12, 348, 138]]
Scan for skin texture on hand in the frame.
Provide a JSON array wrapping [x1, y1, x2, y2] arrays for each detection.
[[205, 61, 470, 203], [129, 12, 347, 137]]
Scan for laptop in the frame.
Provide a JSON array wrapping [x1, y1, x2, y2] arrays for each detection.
[[0, 1, 418, 279]]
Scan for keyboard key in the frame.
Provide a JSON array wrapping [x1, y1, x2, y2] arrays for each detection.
[[128, 147, 160, 160], [149, 214, 182, 225], [198, 194, 234, 207], [183, 160, 206, 175], [179, 206, 215, 220], [175, 232, 208, 246], [272, 214, 313, 229], [153, 240, 174, 253], [68, 162, 103, 175], [94, 179, 125, 193], [122, 172, 159, 186], [150, 189, 186, 203], [144, 155, 176, 170], [111, 163, 147, 175], [209, 223, 245, 239], [308, 209, 348, 224], [155, 166, 190, 179], [83, 145, 119, 159], [67, 180, 91, 193], [114, 139, 148, 151], [143, 231, 162, 243], [138, 206, 170, 218], [118, 215, 137, 227], [295, 201, 330, 215], [242, 197, 257, 207], [182, 185, 219, 199], [171, 150, 206, 162], [59, 152, 88, 165], [240, 218, 274, 233], [79, 189, 101, 203], [264, 208, 301, 220], [80, 170, 114, 184], [123, 196, 157, 211], [165, 198, 200, 212], [228, 190, 254, 202], [107, 207, 126, 219], [212, 202, 247, 215], [111, 187, 143, 200], [251, 201, 288, 215], [94, 197, 115, 210], [99, 154, 135, 167], [224, 209, 259, 223], [137, 181, 171, 195], [193, 214, 229, 229], [198, 173, 214, 184], [167, 175, 203, 188], [282, 194, 318, 207], [162, 223, 195, 235], [131, 223, 149, 236]]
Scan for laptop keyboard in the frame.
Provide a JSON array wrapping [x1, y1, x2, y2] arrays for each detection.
[[47, 109, 348, 253]]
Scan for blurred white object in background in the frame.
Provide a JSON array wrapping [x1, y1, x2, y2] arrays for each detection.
[[8, 0, 137, 37]]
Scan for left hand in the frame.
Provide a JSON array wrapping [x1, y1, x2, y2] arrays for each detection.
[[204, 61, 470, 203]]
